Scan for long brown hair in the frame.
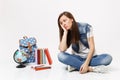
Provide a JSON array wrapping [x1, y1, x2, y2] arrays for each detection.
[[58, 11, 80, 48]]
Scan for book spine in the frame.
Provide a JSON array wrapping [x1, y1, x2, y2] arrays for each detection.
[[44, 48, 52, 65], [37, 49, 40, 64], [40, 48, 43, 64], [35, 49, 38, 64], [42, 48, 46, 64]]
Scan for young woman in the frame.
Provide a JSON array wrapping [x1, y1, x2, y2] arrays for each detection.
[[57, 11, 112, 74]]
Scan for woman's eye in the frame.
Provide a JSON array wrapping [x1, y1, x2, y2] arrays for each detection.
[[63, 20, 66, 22]]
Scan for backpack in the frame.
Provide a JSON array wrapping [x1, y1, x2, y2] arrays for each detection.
[[19, 36, 37, 63], [14, 36, 37, 64]]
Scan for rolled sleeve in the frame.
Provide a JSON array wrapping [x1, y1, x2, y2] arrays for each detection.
[[87, 26, 94, 38]]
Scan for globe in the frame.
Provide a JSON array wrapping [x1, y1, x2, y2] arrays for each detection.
[[13, 49, 27, 68]]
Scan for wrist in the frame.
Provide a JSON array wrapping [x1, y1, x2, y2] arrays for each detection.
[[84, 61, 89, 66], [63, 31, 68, 35]]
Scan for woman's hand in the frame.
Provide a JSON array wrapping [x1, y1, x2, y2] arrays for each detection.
[[79, 63, 89, 74], [61, 25, 68, 33], [59, 25, 68, 51], [79, 37, 95, 74]]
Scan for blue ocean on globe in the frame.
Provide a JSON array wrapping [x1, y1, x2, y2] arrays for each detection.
[[14, 50, 27, 63]]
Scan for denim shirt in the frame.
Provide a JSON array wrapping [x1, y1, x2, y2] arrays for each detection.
[[72, 22, 92, 53]]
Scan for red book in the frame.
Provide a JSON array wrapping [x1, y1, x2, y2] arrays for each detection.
[[31, 65, 51, 71], [37, 49, 40, 64], [37, 48, 43, 64], [44, 48, 52, 65], [34, 66, 51, 71]]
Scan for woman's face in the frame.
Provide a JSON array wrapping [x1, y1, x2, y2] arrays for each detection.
[[59, 15, 73, 30]]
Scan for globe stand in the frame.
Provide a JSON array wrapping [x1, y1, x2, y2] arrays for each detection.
[[16, 63, 26, 68]]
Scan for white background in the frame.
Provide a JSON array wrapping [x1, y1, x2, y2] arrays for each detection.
[[0, 0, 120, 80]]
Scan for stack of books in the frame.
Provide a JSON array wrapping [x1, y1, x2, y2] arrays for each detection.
[[32, 48, 52, 71]]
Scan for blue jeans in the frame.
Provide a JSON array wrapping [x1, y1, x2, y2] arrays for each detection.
[[58, 52, 112, 70]]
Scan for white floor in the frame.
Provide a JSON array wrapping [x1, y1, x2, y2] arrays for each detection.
[[0, 49, 120, 80]]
